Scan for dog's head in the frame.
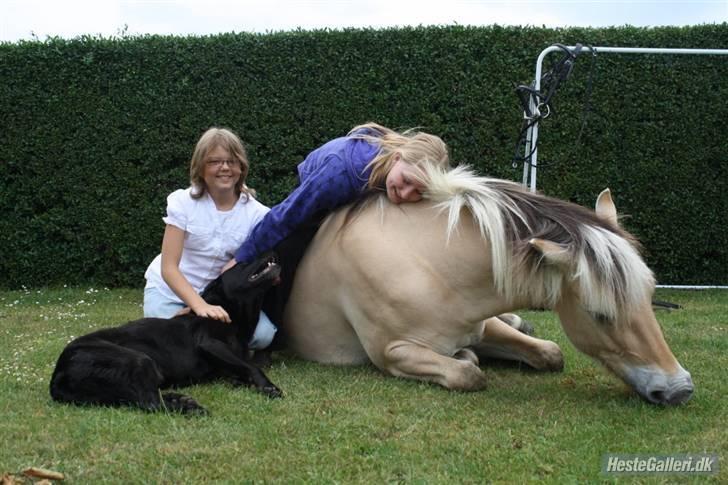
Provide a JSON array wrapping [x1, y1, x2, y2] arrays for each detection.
[[201, 252, 281, 330]]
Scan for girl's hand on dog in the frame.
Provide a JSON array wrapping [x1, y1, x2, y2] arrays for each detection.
[[191, 302, 232, 323]]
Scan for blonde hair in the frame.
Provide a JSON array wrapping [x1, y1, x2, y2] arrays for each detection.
[[189, 127, 255, 200], [348, 122, 451, 190]]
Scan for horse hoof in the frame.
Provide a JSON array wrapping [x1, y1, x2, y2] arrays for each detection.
[[517, 319, 535, 336], [498, 313, 536, 336], [527, 341, 564, 372], [451, 361, 487, 391]]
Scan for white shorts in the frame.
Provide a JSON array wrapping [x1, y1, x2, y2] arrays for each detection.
[[143, 287, 185, 318], [143, 286, 276, 349]]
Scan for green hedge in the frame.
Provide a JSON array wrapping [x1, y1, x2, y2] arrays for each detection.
[[1, 25, 727, 288]]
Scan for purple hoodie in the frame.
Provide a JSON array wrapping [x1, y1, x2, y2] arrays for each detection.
[[234, 133, 379, 263]]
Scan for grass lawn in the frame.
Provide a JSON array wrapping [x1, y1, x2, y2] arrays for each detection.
[[0, 287, 725, 483]]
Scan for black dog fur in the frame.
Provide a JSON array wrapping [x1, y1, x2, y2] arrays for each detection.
[[49, 252, 282, 415]]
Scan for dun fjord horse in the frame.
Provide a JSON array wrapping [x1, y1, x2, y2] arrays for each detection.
[[283, 166, 694, 405]]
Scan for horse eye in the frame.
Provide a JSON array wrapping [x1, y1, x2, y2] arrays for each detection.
[[588, 311, 612, 325]]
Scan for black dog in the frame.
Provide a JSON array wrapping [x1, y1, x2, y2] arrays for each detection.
[[50, 252, 282, 415]]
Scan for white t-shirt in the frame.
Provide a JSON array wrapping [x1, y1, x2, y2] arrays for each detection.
[[144, 188, 270, 303]]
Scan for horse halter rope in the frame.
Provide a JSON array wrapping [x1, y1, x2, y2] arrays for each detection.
[[512, 43, 597, 170]]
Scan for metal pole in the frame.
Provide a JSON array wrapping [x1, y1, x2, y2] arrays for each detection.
[[523, 45, 562, 191]]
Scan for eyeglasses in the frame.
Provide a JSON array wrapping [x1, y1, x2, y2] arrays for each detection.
[[205, 159, 240, 169]]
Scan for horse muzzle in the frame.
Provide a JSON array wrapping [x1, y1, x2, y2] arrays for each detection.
[[623, 364, 694, 405]]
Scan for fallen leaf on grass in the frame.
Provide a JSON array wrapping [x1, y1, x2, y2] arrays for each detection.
[[22, 467, 65, 481]]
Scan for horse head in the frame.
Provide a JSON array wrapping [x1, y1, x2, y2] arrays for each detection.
[[530, 189, 693, 405]]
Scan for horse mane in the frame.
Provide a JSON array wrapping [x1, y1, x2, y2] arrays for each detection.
[[421, 165, 655, 321]]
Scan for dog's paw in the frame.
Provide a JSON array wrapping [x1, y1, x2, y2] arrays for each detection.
[[162, 392, 209, 416], [262, 385, 283, 399]]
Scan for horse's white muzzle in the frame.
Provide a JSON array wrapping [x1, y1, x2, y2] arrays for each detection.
[[623, 365, 694, 405]]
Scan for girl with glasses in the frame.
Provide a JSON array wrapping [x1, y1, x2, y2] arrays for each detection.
[[143, 127, 277, 350]]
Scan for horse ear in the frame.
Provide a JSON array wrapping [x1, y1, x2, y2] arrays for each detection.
[[595, 188, 619, 227], [529, 238, 571, 267]]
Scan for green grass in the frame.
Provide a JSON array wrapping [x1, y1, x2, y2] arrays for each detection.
[[1, 287, 725, 483]]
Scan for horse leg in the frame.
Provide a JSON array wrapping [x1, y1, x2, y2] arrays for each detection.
[[472, 317, 564, 371], [382, 340, 487, 391]]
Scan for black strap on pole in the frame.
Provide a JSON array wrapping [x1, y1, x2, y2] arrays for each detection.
[[512, 43, 594, 169]]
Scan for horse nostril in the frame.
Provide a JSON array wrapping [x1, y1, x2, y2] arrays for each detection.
[[648, 389, 666, 404], [648, 384, 694, 405]]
